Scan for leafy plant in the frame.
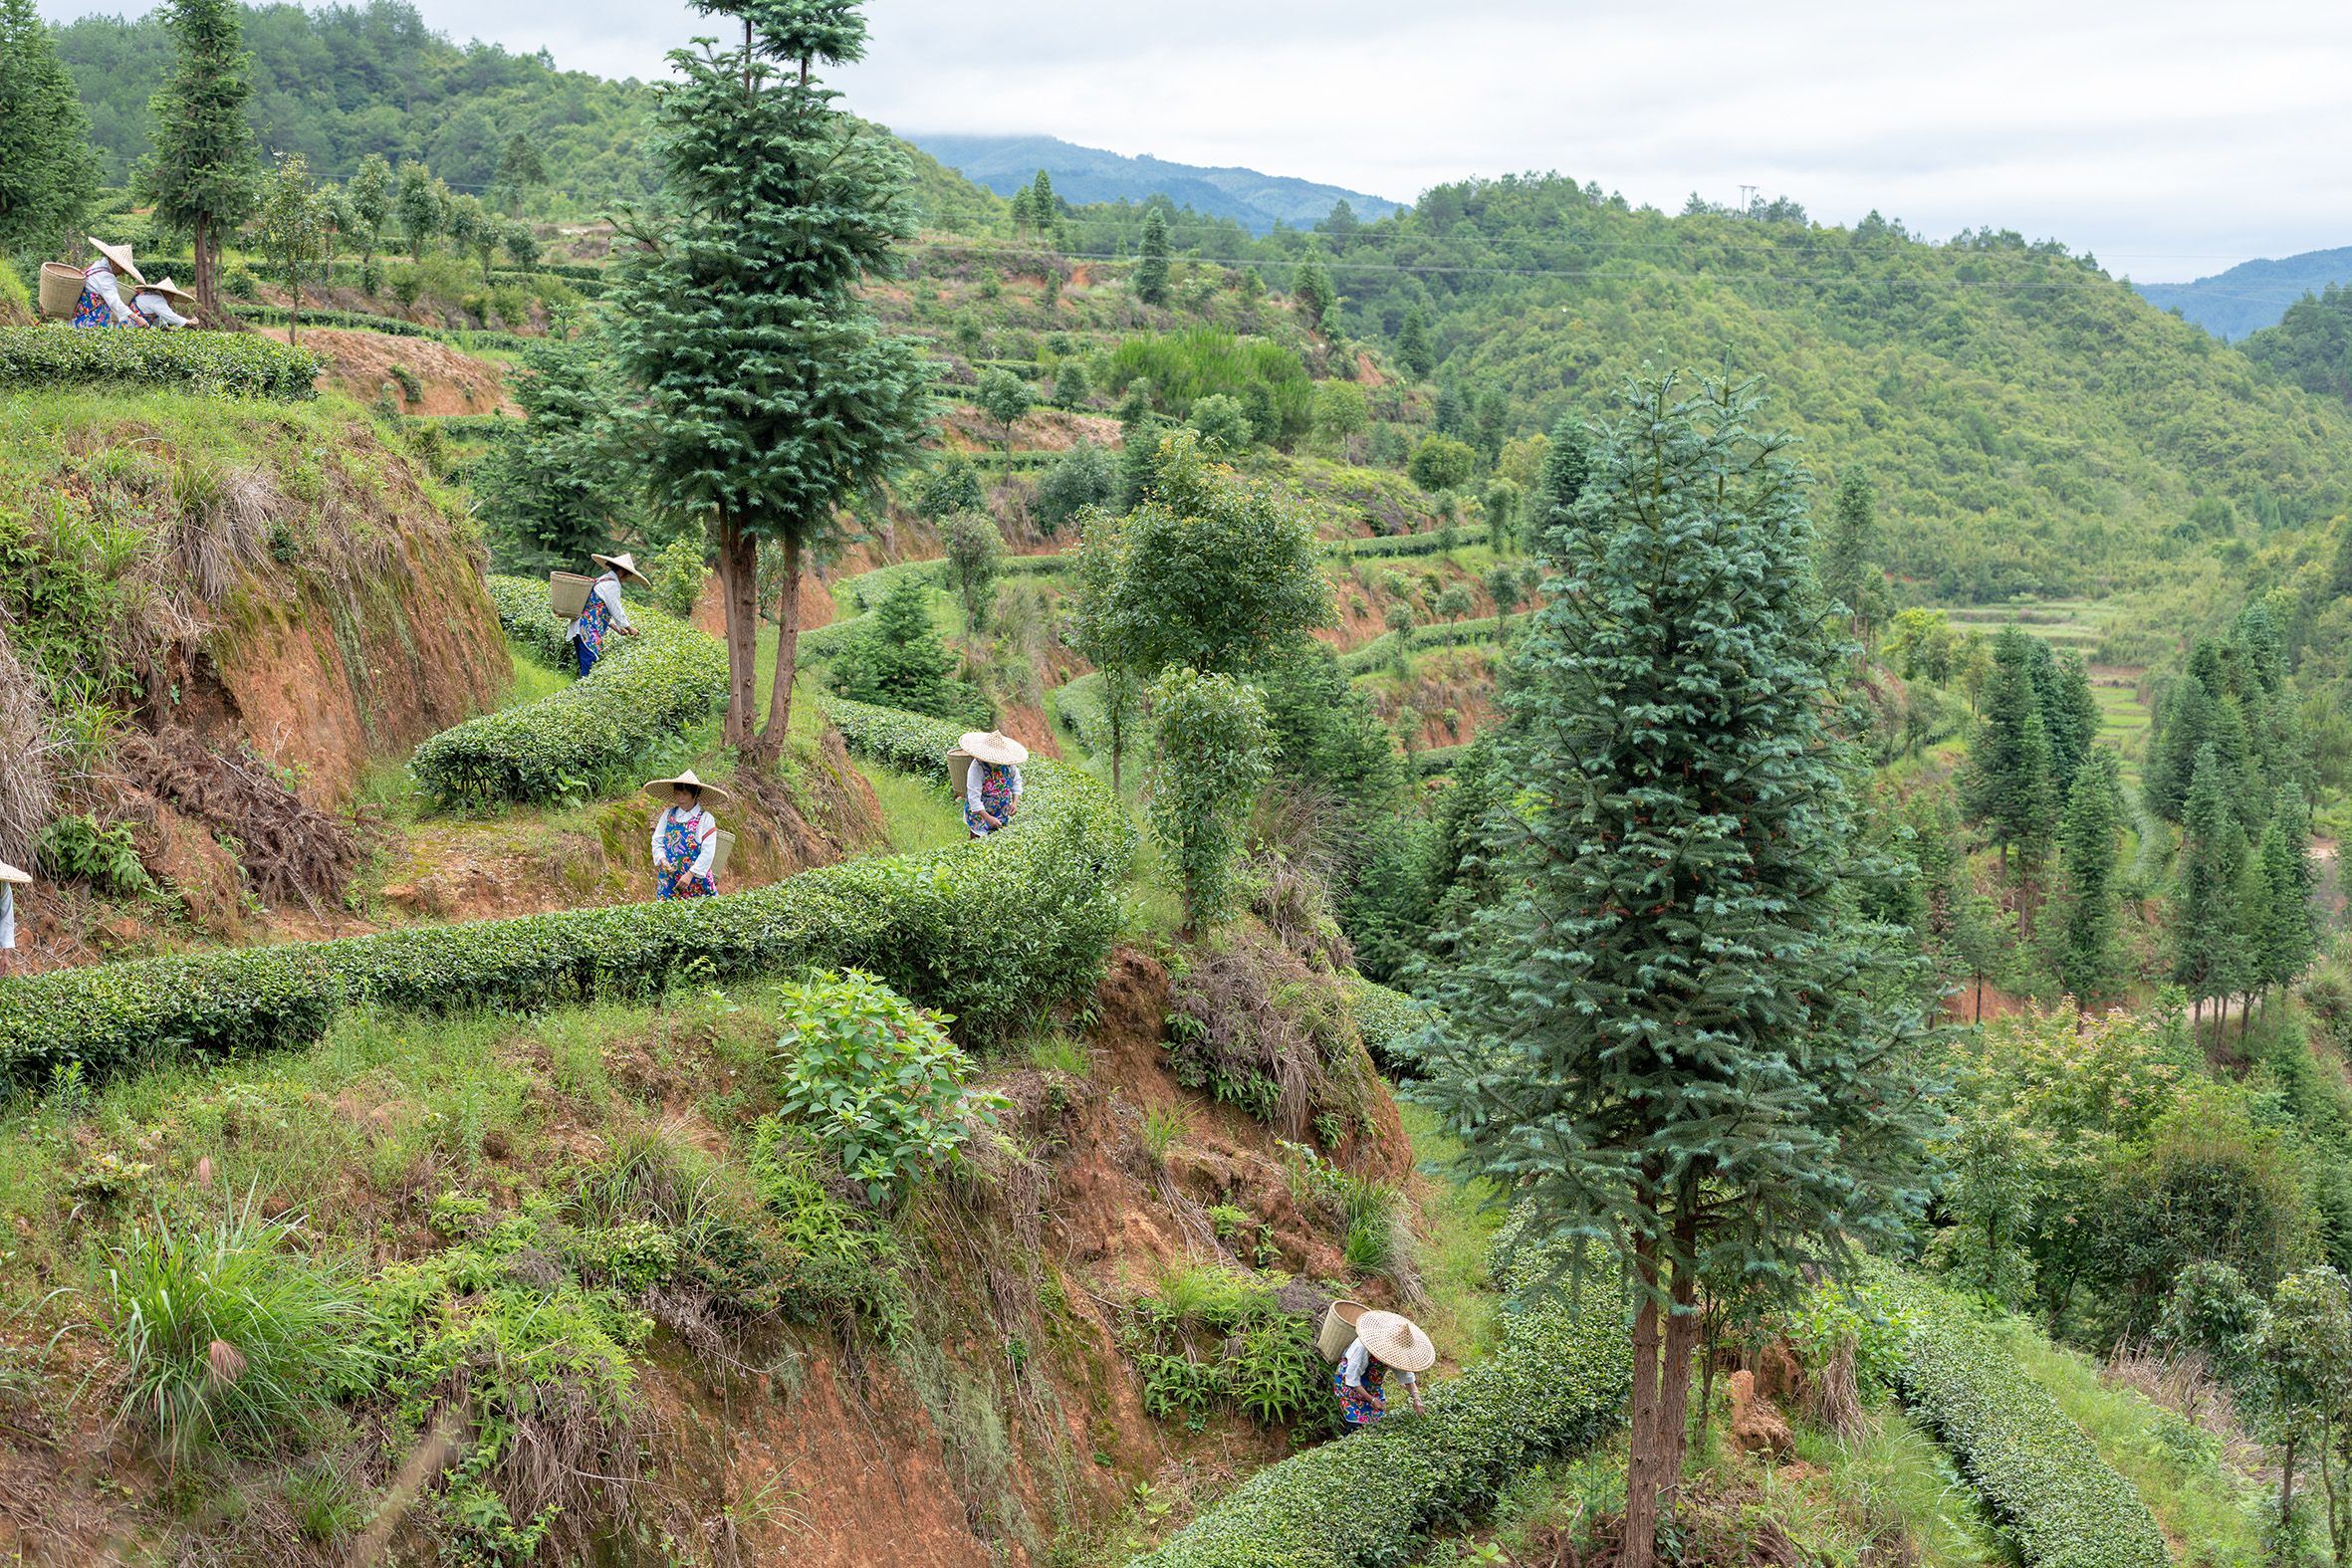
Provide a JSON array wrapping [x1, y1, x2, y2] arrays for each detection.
[[1141, 1102, 1189, 1164], [39, 812, 151, 897], [773, 970, 1008, 1206], [0, 326, 324, 398]]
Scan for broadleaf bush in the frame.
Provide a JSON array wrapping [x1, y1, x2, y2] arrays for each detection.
[[0, 326, 326, 399]]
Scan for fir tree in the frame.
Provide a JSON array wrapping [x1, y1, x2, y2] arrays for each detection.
[[2055, 747, 2124, 1003], [828, 572, 961, 718], [2175, 742, 2252, 1042], [1396, 304, 1434, 379], [1414, 370, 1935, 1567], [1114, 385, 1159, 511], [1134, 205, 1170, 305], [1293, 250, 1334, 333], [475, 332, 638, 576], [2041, 649, 2102, 795], [493, 131, 545, 215], [1524, 413, 1593, 552], [2257, 786, 2317, 1018], [1028, 167, 1056, 246], [0, 0, 102, 255], [137, 0, 256, 317], [1962, 625, 2058, 873], [1820, 467, 1880, 661], [1433, 376, 1467, 436], [2145, 671, 2216, 824], [607, 0, 932, 765]]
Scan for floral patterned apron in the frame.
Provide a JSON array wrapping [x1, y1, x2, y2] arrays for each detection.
[[656, 808, 715, 899]]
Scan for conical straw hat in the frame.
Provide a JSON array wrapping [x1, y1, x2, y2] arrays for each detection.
[[643, 769, 731, 807], [1353, 1310, 1436, 1372], [956, 730, 1029, 766], [591, 552, 651, 586], [143, 276, 199, 307], [86, 237, 145, 286], [0, 860, 27, 885]]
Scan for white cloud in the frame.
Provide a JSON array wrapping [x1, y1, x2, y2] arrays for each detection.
[[45, 0, 2352, 280]]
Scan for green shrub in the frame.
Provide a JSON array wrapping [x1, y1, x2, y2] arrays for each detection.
[[1876, 1267, 2169, 1568], [1129, 1256, 1631, 1567], [236, 305, 429, 337], [411, 580, 728, 805], [1345, 976, 1425, 1069], [108, 1198, 382, 1460], [0, 326, 326, 399], [1126, 1266, 1322, 1430], [0, 703, 1132, 1081], [773, 970, 1007, 1205]]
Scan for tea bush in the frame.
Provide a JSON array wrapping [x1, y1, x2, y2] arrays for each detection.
[[413, 580, 728, 805], [0, 712, 1131, 1081], [1344, 977, 1425, 1070], [1877, 1268, 2168, 1568], [0, 326, 326, 399]]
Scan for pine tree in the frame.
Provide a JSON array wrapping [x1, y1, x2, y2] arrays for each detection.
[[2145, 671, 2215, 824], [1008, 183, 1034, 240], [2055, 747, 2124, 1003], [1028, 168, 1056, 248], [1415, 370, 1935, 1568], [829, 572, 960, 718], [1396, 304, 1434, 379], [2257, 786, 2317, 1016], [475, 332, 638, 575], [2042, 649, 2102, 795], [0, 0, 102, 255], [1433, 376, 1467, 436], [493, 131, 546, 215], [137, 0, 257, 317], [608, 0, 932, 765], [1134, 205, 1170, 305]]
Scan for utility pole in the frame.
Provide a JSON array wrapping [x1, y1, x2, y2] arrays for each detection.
[[1738, 184, 1758, 217]]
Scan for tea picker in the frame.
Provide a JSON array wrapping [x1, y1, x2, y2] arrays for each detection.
[[644, 770, 731, 900], [1319, 1303, 1434, 1427], [0, 858, 27, 978], [949, 730, 1028, 839], [559, 553, 648, 678]]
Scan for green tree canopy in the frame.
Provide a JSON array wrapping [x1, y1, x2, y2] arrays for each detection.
[[1084, 429, 1331, 678], [0, 0, 102, 255], [1408, 433, 1477, 494], [1395, 304, 1433, 379], [1411, 370, 1936, 1566], [1135, 204, 1170, 305]]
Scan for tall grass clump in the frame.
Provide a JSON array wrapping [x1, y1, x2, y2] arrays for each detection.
[[107, 1196, 378, 1461]]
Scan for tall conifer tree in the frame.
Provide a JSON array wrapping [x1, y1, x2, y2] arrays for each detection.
[[608, 0, 932, 764], [2175, 742, 2251, 1040], [1414, 370, 1935, 1567], [1134, 204, 1170, 305], [2055, 747, 2124, 1002], [137, 0, 256, 316], [1820, 467, 1880, 663], [0, 0, 102, 255], [1962, 625, 2057, 873]]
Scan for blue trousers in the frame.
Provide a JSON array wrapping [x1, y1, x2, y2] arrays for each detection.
[[575, 639, 597, 679]]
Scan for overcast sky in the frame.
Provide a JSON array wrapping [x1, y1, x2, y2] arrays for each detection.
[[49, 0, 2352, 282]]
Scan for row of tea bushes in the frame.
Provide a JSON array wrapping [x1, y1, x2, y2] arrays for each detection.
[[413, 580, 728, 805], [1878, 1269, 2168, 1568], [0, 326, 326, 399], [0, 733, 1131, 1081]]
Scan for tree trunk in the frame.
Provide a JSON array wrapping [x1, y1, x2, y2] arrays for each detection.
[[1622, 1250, 1666, 1568], [2283, 1433, 2298, 1534], [752, 531, 802, 767], [193, 214, 218, 321], [715, 513, 759, 749]]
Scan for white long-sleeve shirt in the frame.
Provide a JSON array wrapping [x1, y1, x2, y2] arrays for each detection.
[[84, 263, 144, 326], [964, 762, 1023, 820], [133, 291, 193, 328], [1338, 1336, 1416, 1391], [651, 805, 718, 879], [568, 572, 636, 643], [1, 884, 13, 951]]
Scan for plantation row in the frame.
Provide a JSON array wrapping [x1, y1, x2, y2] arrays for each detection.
[[0, 692, 1132, 1080], [1132, 1250, 2168, 1568]]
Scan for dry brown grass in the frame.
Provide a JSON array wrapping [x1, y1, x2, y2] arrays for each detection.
[[0, 630, 58, 870]]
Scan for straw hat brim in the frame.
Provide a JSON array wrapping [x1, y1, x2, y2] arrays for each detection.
[[591, 554, 652, 586], [87, 238, 144, 287], [143, 276, 198, 306], [0, 860, 28, 885], [643, 773, 732, 807], [1353, 1310, 1437, 1373], [957, 730, 1030, 766]]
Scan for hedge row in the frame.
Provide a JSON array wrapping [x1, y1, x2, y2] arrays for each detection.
[[0, 705, 1132, 1082], [433, 415, 524, 441], [1129, 1235, 1630, 1567], [1877, 1269, 2167, 1568], [411, 576, 727, 805], [238, 306, 430, 337], [1327, 532, 1464, 561], [1336, 617, 1509, 676], [0, 326, 325, 399], [1053, 673, 1108, 753]]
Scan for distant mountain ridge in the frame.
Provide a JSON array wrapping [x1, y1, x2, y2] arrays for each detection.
[[908, 133, 1400, 235], [2133, 248, 2352, 341]]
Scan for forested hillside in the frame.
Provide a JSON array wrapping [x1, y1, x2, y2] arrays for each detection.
[[55, 0, 657, 200]]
